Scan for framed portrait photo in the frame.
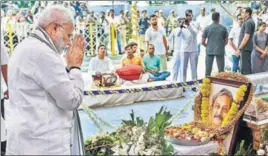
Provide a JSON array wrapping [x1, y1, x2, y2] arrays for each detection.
[[208, 77, 252, 155]]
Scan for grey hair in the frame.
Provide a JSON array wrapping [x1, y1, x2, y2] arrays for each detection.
[[37, 5, 74, 29]]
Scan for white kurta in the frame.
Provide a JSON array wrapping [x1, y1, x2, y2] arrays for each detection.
[[6, 28, 84, 155], [1, 42, 9, 142], [88, 56, 114, 75]]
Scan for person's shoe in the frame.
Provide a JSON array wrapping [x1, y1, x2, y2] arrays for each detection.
[[191, 87, 197, 92], [183, 87, 186, 92]]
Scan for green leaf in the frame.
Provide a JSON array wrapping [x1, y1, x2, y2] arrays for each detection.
[[130, 110, 135, 122], [167, 144, 174, 152], [122, 120, 136, 127], [136, 117, 145, 127]]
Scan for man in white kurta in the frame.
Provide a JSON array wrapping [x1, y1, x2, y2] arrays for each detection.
[[1, 42, 9, 155], [88, 45, 114, 75], [6, 5, 85, 155]]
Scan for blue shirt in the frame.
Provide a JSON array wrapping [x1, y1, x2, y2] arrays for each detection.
[[143, 54, 160, 71]]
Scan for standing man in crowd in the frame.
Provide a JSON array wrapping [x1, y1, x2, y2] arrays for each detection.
[[6, 5, 85, 155], [237, 7, 255, 75], [139, 10, 150, 51], [117, 10, 127, 55], [158, 10, 166, 27], [145, 14, 168, 71], [166, 10, 177, 35], [202, 12, 228, 76], [179, 10, 198, 91], [168, 18, 183, 82], [228, 15, 244, 73], [196, 7, 209, 55], [1, 42, 9, 156]]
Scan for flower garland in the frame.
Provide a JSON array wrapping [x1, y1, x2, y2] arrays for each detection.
[[82, 103, 117, 133], [221, 85, 247, 126], [200, 78, 211, 124]]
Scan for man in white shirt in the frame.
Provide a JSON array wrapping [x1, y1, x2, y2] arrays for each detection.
[[6, 5, 85, 155], [228, 15, 244, 72], [88, 44, 114, 75], [1, 42, 9, 155], [145, 14, 168, 71], [195, 7, 210, 69], [178, 10, 199, 91], [168, 22, 183, 82], [196, 7, 209, 33]]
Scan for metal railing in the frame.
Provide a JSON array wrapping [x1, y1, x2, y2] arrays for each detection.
[[1, 22, 130, 57]]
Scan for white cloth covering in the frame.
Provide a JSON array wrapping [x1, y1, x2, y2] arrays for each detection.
[[82, 73, 183, 108], [173, 141, 218, 155]]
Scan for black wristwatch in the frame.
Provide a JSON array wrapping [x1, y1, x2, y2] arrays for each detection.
[[66, 67, 81, 73]]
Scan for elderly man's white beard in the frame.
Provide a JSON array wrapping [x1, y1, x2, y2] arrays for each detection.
[[54, 33, 65, 54]]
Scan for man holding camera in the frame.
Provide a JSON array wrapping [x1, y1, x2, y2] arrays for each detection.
[[177, 10, 199, 91]]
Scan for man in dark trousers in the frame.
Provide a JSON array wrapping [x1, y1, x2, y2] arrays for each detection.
[[202, 12, 228, 76], [237, 7, 255, 75]]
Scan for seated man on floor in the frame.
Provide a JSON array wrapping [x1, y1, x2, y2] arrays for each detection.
[[121, 44, 145, 71], [143, 44, 170, 81], [88, 44, 114, 75], [117, 44, 150, 83], [128, 41, 139, 54]]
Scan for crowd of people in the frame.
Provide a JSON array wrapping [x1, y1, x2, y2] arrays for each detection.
[[87, 5, 268, 87], [1, 1, 268, 56], [1, 1, 268, 155]]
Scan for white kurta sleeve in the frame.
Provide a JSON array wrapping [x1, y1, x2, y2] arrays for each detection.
[[1, 42, 9, 65], [108, 58, 114, 72], [35, 52, 84, 111]]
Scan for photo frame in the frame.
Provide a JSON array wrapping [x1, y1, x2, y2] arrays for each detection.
[[208, 77, 252, 155]]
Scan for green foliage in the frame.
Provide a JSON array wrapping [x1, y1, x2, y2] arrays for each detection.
[[85, 106, 174, 155], [147, 106, 173, 155], [84, 133, 116, 156], [234, 140, 253, 156], [122, 110, 145, 127], [262, 129, 268, 142]]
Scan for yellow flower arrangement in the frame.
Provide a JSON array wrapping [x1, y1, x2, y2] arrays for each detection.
[[221, 85, 248, 126], [200, 78, 211, 124], [202, 78, 211, 84]]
